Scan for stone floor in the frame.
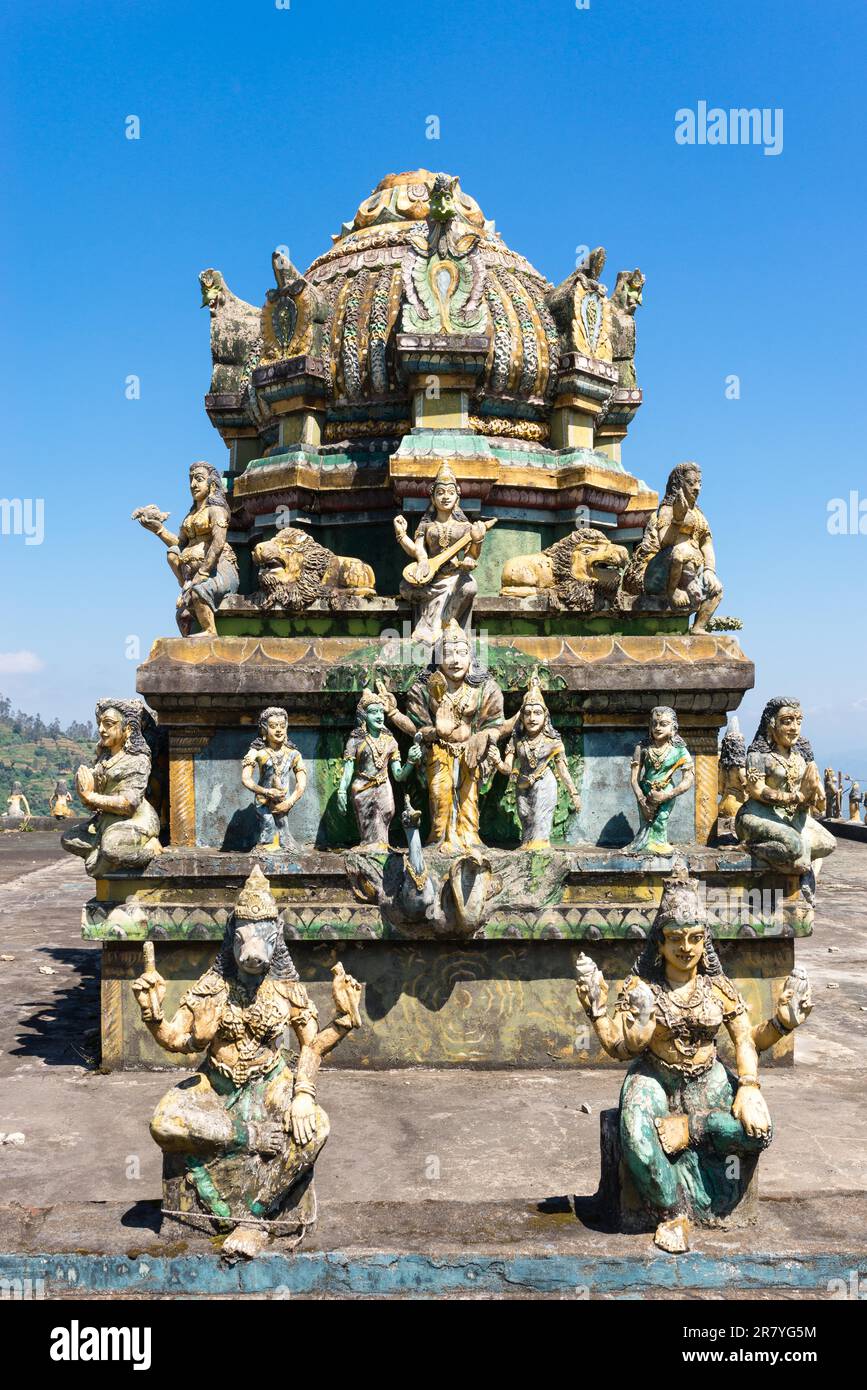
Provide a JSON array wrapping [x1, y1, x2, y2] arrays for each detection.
[[1, 830, 866, 1297]]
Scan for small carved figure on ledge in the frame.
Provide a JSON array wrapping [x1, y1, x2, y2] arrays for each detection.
[[608, 268, 646, 388], [735, 698, 835, 903], [377, 620, 507, 853], [133, 461, 239, 637], [848, 781, 862, 823], [626, 706, 694, 856], [61, 700, 162, 877], [491, 673, 581, 849], [714, 718, 747, 840], [499, 527, 628, 610], [49, 778, 76, 819], [623, 462, 722, 632], [241, 708, 307, 853], [251, 528, 376, 611], [823, 767, 841, 820], [6, 781, 31, 819], [337, 690, 421, 850], [575, 865, 810, 1253], [132, 866, 362, 1257], [395, 463, 496, 645]]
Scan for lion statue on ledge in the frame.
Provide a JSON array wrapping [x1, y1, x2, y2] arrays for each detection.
[[252, 528, 376, 611], [500, 526, 628, 611]]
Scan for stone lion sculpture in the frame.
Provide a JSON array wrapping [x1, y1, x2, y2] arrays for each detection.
[[500, 526, 628, 610], [252, 527, 376, 611]]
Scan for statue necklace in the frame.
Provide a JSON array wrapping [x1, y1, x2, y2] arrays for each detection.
[[362, 731, 390, 769], [645, 739, 672, 771], [767, 747, 800, 794]]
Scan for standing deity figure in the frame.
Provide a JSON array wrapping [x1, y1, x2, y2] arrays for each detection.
[[132, 866, 362, 1256], [61, 700, 162, 877], [49, 778, 76, 819], [394, 463, 496, 646], [624, 462, 723, 632], [491, 672, 581, 849], [849, 781, 862, 823], [735, 698, 835, 903], [241, 708, 307, 853], [6, 781, 31, 819], [378, 621, 506, 853], [626, 706, 694, 856], [575, 865, 812, 1253], [133, 461, 240, 637], [337, 689, 421, 850]]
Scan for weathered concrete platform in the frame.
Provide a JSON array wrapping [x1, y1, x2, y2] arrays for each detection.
[[1, 832, 865, 1297], [1, 1195, 864, 1298]]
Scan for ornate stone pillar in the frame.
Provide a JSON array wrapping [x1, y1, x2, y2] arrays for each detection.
[[168, 728, 213, 847]]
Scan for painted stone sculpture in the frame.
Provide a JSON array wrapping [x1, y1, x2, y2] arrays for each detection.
[[608, 268, 646, 388], [735, 698, 835, 902], [132, 866, 362, 1256], [547, 247, 612, 360], [714, 718, 747, 840], [401, 172, 489, 335], [626, 706, 694, 856], [338, 689, 421, 849], [849, 781, 862, 823], [252, 527, 376, 611], [61, 699, 161, 877], [575, 865, 811, 1253], [623, 462, 723, 632], [379, 620, 506, 852], [492, 673, 581, 849], [823, 768, 841, 820], [133, 461, 239, 637], [499, 526, 628, 610], [6, 781, 31, 819], [199, 268, 262, 395], [49, 779, 76, 819], [241, 708, 308, 852], [394, 463, 496, 645]]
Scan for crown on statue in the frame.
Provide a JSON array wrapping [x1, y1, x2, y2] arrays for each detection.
[[432, 462, 460, 493], [521, 671, 548, 710], [234, 864, 278, 921], [441, 618, 469, 645]]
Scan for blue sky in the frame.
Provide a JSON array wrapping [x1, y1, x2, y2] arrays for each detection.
[[1, 0, 865, 774]]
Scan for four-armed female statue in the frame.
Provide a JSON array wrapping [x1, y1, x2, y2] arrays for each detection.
[[61, 699, 162, 877], [133, 461, 240, 637], [626, 705, 694, 856], [394, 463, 496, 645], [735, 697, 835, 902], [491, 672, 581, 849], [132, 865, 362, 1256], [624, 462, 723, 631], [378, 620, 506, 852], [241, 707, 308, 852], [575, 864, 812, 1252], [338, 688, 421, 849]]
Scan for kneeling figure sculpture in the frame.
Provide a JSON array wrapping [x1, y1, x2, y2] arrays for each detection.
[[574, 865, 811, 1253], [132, 865, 362, 1257]]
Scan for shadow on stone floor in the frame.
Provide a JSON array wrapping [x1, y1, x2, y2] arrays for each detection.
[[11, 944, 100, 1068]]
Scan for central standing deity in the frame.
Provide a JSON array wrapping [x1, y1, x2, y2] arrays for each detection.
[[379, 621, 506, 852], [394, 463, 496, 645]]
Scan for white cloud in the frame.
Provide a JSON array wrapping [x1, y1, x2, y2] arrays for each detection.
[[0, 650, 45, 674]]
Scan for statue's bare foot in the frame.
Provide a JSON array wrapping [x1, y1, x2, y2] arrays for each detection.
[[670, 588, 692, 610], [655, 1113, 690, 1156], [222, 1224, 271, 1259], [247, 1121, 285, 1156], [654, 1214, 691, 1253]]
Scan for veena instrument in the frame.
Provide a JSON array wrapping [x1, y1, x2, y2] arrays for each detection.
[[402, 517, 497, 587]]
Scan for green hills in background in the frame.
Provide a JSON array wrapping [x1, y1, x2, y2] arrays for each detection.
[[0, 695, 96, 818]]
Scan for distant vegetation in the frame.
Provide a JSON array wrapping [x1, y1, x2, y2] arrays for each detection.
[[0, 694, 96, 816]]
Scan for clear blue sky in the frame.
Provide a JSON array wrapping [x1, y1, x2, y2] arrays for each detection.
[[1, 0, 865, 774]]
